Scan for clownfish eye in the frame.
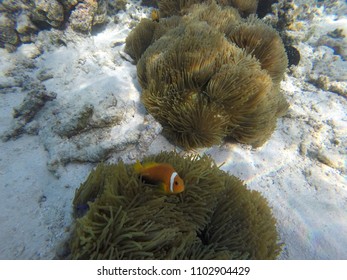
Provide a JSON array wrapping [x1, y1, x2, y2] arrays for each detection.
[[175, 181, 178, 185]]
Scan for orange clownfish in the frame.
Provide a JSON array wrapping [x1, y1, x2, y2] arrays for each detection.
[[134, 161, 185, 194]]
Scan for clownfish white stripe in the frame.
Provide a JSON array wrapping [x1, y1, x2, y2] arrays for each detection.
[[170, 172, 178, 193]]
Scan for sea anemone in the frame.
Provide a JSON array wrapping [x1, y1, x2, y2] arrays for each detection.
[[227, 16, 288, 84], [125, 2, 288, 149], [70, 151, 281, 259]]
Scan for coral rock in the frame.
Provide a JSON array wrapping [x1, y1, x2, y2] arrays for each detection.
[[0, 14, 20, 51], [32, 0, 65, 28], [15, 11, 38, 42], [69, 1, 97, 33]]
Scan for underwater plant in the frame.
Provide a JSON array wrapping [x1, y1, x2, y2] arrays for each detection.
[[70, 151, 281, 259], [125, 2, 288, 149]]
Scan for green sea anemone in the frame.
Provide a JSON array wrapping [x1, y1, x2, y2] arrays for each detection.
[[157, 0, 203, 17], [185, 1, 242, 34], [157, 0, 259, 18], [227, 16, 288, 84], [227, 0, 259, 16], [125, 2, 288, 149], [70, 151, 281, 259], [124, 18, 158, 62]]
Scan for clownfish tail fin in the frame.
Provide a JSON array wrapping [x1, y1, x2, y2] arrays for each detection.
[[134, 160, 143, 173]]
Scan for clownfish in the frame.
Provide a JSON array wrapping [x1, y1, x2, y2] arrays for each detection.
[[134, 161, 185, 194]]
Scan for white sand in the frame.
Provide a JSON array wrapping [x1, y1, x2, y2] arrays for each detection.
[[0, 0, 346, 259]]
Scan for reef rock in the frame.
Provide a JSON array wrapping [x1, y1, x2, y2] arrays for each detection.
[[69, 1, 97, 33], [31, 0, 65, 28], [15, 11, 38, 42], [0, 13, 20, 51], [2, 83, 57, 141], [0, 0, 116, 49]]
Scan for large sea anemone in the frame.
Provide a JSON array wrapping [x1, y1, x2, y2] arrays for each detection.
[[69, 151, 281, 259]]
